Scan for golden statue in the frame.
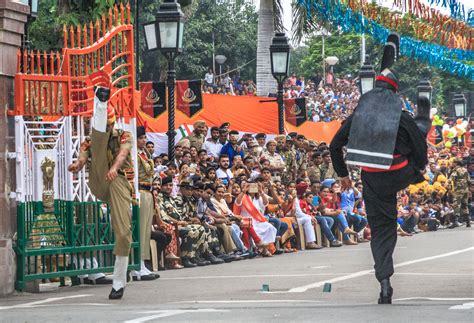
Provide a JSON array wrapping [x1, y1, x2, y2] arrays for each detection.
[[41, 157, 55, 212]]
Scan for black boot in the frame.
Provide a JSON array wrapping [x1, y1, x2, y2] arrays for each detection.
[[464, 215, 471, 228], [204, 252, 224, 264], [181, 257, 197, 268], [191, 256, 210, 266], [378, 279, 393, 304], [109, 287, 124, 300]]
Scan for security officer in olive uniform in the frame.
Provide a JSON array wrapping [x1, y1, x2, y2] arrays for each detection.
[[133, 126, 158, 280], [68, 86, 134, 300], [276, 135, 295, 184], [449, 159, 471, 228], [158, 177, 217, 267]]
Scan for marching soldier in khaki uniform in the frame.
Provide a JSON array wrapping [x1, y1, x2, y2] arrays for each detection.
[[132, 126, 158, 280], [68, 86, 134, 300], [449, 159, 470, 228]]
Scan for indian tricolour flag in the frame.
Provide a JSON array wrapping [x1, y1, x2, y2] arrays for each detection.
[[178, 123, 193, 139]]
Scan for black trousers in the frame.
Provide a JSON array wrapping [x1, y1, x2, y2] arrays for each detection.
[[150, 230, 171, 253], [362, 166, 420, 282]]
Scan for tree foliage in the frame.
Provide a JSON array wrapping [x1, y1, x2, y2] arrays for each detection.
[[296, 31, 474, 111]]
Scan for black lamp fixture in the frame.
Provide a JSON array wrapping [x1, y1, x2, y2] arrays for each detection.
[[270, 32, 290, 134], [359, 55, 375, 95], [143, 0, 185, 161], [417, 79, 432, 102], [453, 93, 467, 118]]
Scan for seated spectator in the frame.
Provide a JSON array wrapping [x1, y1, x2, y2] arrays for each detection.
[[216, 154, 233, 186], [234, 180, 277, 256], [319, 185, 358, 245], [340, 182, 369, 242]]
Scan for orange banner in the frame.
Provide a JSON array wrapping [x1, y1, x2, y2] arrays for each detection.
[[138, 93, 342, 143]]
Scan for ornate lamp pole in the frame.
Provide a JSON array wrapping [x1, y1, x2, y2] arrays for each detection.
[[270, 33, 290, 135], [143, 0, 185, 161]]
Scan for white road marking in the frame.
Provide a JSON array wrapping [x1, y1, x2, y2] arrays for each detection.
[[0, 294, 92, 310], [171, 300, 323, 304], [288, 246, 474, 293], [124, 309, 228, 323], [394, 297, 474, 302], [450, 302, 474, 310], [310, 266, 329, 269], [395, 273, 473, 276], [160, 273, 345, 280]]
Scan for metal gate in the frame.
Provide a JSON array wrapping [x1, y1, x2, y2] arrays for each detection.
[[11, 3, 141, 291]]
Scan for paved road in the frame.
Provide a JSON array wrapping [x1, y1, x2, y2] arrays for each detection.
[[1, 227, 473, 322]]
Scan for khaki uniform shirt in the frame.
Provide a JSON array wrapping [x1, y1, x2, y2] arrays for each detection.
[[261, 151, 285, 171], [138, 148, 154, 186], [79, 129, 134, 177], [187, 132, 205, 149]]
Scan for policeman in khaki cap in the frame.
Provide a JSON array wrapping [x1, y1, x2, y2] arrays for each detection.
[[131, 126, 158, 281], [68, 86, 134, 300], [188, 120, 207, 149]]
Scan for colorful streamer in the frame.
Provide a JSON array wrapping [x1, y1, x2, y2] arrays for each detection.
[[297, 0, 474, 81], [427, 0, 474, 26]]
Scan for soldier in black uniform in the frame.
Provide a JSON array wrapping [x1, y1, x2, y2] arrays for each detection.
[[330, 34, 430, 304]]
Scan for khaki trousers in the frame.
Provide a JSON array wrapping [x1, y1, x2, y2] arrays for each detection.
[[216, 223, 236, 254], [139, 190, 154, 260], [89, 128, 132, 257]]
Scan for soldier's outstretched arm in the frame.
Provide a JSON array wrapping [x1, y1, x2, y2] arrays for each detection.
[[68, 155, 87, 173], [106, 147, 130, 182]]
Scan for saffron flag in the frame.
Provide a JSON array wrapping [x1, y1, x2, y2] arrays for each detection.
[[140, 81, 166, 118], [284, 97, 307, 127], [176, 79, 203, 117]]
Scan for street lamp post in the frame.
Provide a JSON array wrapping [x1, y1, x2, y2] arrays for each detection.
[[417, 80, 432, 102], [453, 93, 467, 118], [358, 55, 375, 95], [143, 0, 185, 162], [325, 56, 338, 84], [215, 55, 227, 83], [270, 33, 290, 135]]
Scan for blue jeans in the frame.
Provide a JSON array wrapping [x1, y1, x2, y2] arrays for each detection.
[[316, 216, 336, 241], [344, 212, 368, 240], [230, 224, 247, 252], [401, 215, 417, 233], [333, 213, 350, 241], [266, 216, 288, 237]]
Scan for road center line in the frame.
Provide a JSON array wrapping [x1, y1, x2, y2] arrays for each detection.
[[288, 246, 474, 293]]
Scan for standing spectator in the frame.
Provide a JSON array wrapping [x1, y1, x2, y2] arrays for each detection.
[[203, 126, 223, 160], [220, 130, 244, 167], [204, 68, 214, 87], [188, 120, 207, 149]]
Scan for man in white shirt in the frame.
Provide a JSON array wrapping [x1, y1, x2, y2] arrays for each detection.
[[203, 126, 222, 160], [204, 68, 214, 87], [215, 154, 233, 186]]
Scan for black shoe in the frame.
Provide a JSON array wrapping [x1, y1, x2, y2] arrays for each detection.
[[274, 249, 284, 255], [191, 257, 210, 266], [248, 251, 258, 259], [216, 253, 235, 263], [181, 257, 197, 268], [378, 279, 393, 304], [109, 287, 124, 300], [91, 276, 113, 285], [132, 274, 157, 281], [204, 253, 225, 264]]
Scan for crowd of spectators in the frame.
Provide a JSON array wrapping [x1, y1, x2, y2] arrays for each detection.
[[144, 118, 473, 271]]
